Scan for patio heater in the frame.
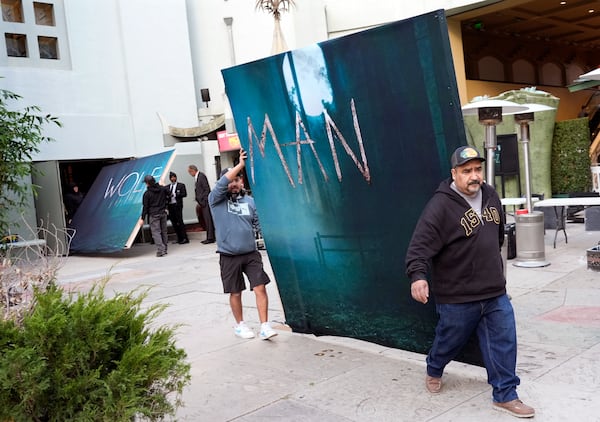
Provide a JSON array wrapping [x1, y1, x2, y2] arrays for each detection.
[[512, 104, 554, 268], [514, 104, 555, 212], [461, 99, 527, 187], [462, 99, 528, 274]]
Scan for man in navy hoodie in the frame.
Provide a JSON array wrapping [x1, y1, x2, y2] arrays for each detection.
[[141, 175, 170, 257], [405, 146, 534, 418]]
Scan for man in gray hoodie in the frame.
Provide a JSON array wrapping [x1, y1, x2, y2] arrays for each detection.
[[208, 148, 277, 340]]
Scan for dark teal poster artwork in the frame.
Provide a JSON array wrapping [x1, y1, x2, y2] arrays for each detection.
[[223, 10, 481, 364], [70, 150, 175, 253]]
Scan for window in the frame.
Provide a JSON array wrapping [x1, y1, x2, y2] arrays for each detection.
[[512, 59, 536, 84], [540, 62, 563, 86], [33, 2, 54, 25], [38, 35, 57, 59], [5, 33, 27, 57], [1, 0, 70, 68], [1, 0, 23, 22], [478, 56, 505, 82], [566, 63, 584, 84]]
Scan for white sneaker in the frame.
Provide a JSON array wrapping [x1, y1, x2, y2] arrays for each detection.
[[234, 321, 255, 339], [259, 322, 278, 340]]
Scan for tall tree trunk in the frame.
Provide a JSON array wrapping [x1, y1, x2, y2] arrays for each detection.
[[271, 17, 288, 54]]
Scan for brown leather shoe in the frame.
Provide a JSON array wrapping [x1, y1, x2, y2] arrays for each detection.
[[493, 399, 535, 418], [425, 375, 442, 393]]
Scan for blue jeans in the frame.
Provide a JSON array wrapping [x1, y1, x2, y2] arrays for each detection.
[[426, 294, 520, 403]]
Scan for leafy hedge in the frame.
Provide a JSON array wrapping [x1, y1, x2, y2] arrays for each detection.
[[551, 118, 591, 195], [0, 283, 191, 421]]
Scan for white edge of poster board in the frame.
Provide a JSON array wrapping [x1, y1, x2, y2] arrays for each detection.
[[124, 150, 177, 249]]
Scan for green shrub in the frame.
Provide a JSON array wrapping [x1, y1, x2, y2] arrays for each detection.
[[0, 283, 191, 421], [551, 118, 591, 194]]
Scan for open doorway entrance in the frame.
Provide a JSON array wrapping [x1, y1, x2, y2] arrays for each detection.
[[32, 158, 130, 254], [59, 159, 125, 199]]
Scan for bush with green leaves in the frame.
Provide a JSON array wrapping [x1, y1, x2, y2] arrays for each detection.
[[0, 282, 191, 421], [0, 84, 61, 235], [551, 117, 591, 195]]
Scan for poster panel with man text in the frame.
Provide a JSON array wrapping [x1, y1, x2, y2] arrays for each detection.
[[222, 10, 481, 364]]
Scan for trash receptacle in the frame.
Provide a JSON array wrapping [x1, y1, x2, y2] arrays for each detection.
[[513, 210, 550, 267]]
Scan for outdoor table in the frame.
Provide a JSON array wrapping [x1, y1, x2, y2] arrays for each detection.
[[501, 197, 539, 215], [533, 197, 600, 248]]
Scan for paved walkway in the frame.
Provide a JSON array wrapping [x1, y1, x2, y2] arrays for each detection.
[[56, 221, 600, 421]]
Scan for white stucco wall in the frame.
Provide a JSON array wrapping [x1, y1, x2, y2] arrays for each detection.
[[117, 0, 199, 157], [0, 0, 198, 161]]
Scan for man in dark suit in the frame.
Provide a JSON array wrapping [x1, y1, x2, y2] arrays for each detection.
[[187, 164, 216, 244], [167, 172, 189, 244]]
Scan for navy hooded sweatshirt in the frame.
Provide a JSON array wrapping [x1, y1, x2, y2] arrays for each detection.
[[141, 183, 169, 220], [405, 178, 506, 304]]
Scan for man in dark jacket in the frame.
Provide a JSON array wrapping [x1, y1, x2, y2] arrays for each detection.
[[405, 146, 534, 418], [167, 172, 189, 244], [64, 182, 84, 225], [140, 175, 170, 257], [187, 164, 216, 244]]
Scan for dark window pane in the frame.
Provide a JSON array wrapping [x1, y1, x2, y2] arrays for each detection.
[[34, 2, 55, 26], [1, 0, 24, 22], [38, 35, 58, 59], [5, 32, 27, 57]]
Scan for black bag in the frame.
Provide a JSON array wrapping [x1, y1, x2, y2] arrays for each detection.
[[505, 223, 516, 260]]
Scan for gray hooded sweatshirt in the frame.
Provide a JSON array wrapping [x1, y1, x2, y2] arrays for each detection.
[[208, 175, 260, 255]]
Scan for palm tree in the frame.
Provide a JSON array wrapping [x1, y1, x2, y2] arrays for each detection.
[[255, 0, 295, 54]]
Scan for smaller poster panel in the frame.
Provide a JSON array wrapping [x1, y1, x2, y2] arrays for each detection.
[[69, 150, 175, 253]]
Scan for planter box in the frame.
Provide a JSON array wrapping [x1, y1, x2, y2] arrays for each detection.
[[587, 245, 600, 271], [585, 207, 600, 231]]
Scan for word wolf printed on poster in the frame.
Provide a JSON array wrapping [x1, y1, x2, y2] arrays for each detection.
[[70, 150, 175, 254], [223, 10, 483, 365]]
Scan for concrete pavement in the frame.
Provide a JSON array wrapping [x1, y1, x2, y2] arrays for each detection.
[[55, 221, 600, 421]]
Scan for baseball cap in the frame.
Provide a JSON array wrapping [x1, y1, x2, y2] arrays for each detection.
[[450, 146, 485, 168], [219, 167, 243, 178]]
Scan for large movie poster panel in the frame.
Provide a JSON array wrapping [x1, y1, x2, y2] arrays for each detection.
[[70, 150, 175, 253], [223, 11, 481, 363]]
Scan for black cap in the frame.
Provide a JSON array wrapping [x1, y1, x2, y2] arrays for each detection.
[[450, 146, 485, 168]]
